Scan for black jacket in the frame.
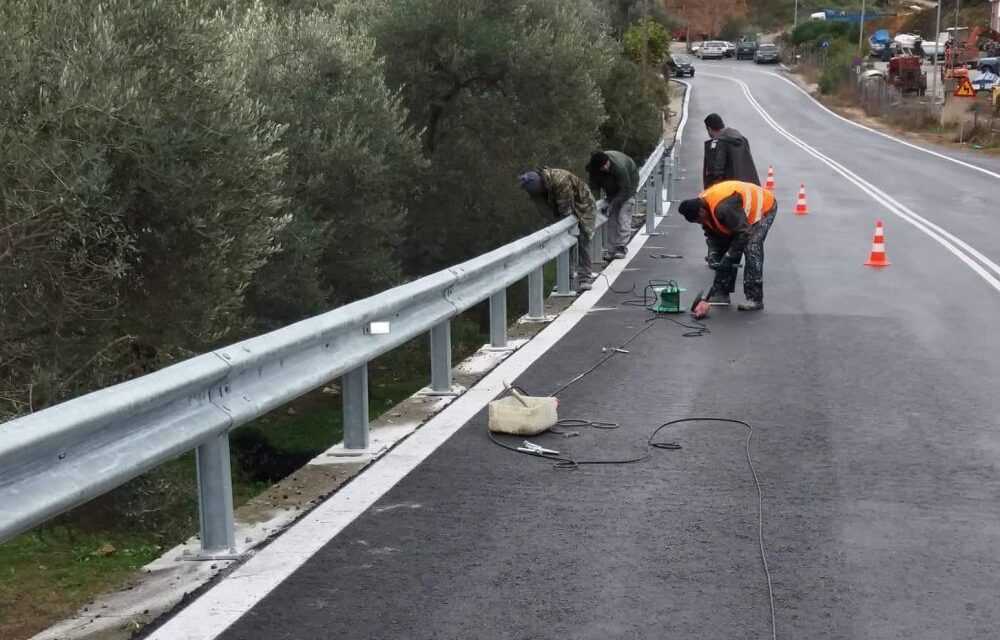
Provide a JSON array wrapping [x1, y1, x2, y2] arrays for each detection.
[[703, 128, 760, 189]]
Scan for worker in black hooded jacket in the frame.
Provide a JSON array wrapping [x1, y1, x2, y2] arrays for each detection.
[[702, 113, 760, 189], [702, 113, 760, 266]]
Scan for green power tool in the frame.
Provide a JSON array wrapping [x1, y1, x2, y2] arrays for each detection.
[[652, 281, 685, 314]]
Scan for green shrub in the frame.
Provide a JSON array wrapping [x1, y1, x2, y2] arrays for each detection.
[[0, 0, 288, 416], [217, 2, 425, 327], [819, 40, 857, 94], [623, 17, 671, 66]]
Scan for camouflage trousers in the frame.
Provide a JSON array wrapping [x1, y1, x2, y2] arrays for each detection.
[[709, 206, 777, 302]]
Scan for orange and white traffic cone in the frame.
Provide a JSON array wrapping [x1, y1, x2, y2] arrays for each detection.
[[864, 220, 891, 267], [764, 166, 775, 191], [794, 184, 809, 215]]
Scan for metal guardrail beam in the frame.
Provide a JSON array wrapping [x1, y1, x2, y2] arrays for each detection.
[[0, 140, 672, 549], [0, 218, 575, 543]]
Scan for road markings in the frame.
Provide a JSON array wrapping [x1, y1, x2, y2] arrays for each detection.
[[700, 71, 1000, 294], [763, 71, 1000, 182], [143, 68, 696, 640]]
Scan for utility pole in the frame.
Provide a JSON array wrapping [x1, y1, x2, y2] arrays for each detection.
[[858, 0, 867, 57], [931, 0, 942, 104], [794, 0, 799, 28]]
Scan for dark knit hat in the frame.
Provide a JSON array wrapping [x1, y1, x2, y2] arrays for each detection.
[[518, 170, 544, 194], [704, 113, 725, 131], [586, 151, 610, 173], [678, 198, 703, 223]]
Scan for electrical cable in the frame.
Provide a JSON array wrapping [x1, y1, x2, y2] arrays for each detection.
[[595, 274, 711, 338], [485, 319, 774, 635], [487, 415, 776, 639]]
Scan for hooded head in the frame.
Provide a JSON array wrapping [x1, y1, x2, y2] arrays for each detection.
[[518, 170, 545, 195], [678, 198, 704, 223]]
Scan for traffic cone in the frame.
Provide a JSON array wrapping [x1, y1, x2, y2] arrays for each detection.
[[794, 184, 809, 215], [864, 220, 891, 267], [764, 166, 775, 191]]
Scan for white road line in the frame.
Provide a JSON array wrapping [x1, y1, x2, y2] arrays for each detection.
[[700, 71, 1000, 294], [144, 79, 695, 640], [761, 71, 1000, 182]]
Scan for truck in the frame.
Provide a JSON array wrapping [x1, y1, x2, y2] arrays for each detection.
[[887, 54, 927, 94], [921, 28, 966, 60], [810, 9, 889, 23]]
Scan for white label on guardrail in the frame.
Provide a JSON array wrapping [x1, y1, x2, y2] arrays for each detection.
[[366, 321, 391, 335]]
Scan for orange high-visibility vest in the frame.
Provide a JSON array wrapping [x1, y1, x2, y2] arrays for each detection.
[[701, 180, 775, 236]]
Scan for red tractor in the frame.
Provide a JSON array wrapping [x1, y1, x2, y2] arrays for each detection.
[[888, 54, 927, 95]]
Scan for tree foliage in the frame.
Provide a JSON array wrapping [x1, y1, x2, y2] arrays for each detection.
[[349, 0, 616, 272], [216, 2, 425, 327], [0, 0, 669, 419], [0, 0, 288, 414], [624, 17, 671, 66]]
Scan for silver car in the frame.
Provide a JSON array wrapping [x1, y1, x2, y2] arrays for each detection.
[[754, 43, 780, 64], [699, 41, 726, 59]]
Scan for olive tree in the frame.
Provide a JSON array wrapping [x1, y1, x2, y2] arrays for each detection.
[[0, 0, 288, 417], [216, 2, 425, 328]]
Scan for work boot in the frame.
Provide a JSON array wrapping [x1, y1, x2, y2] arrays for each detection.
[[612, 247, 627, 260], [737, 299, 764, 311], [707, 292, 731, 306]]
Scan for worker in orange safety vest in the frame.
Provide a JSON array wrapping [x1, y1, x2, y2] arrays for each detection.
[[677, 180, 778, 318]]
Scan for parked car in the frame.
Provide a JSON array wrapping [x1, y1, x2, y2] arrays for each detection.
[[978, 55, 1000, 76], [754, 43, 780, 64], [723, 41, 736, 57], [689, 41, 702, 55], [699, 41, 726, 59], [666, 54, 695, 77], [736, 40, 757, 60], [868, 29, 891, 57]]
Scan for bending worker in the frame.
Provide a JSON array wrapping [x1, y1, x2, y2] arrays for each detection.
[[585, 150, 638, 261], [519, 167, 596, 292], [678, 180, 777, 317]]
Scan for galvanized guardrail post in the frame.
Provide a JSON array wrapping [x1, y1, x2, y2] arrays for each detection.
[[526, 267, 546, 321], [488, 290, 509, 349], [645, 168, 661, 236], [429, 320, 452, 392], [553, 248, 575, 296], [665, 150, 673, 203], [195, 433, 236, 555], [342, 363, 369, 450]]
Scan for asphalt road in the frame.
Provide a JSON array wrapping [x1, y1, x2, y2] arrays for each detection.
[[203, 63, 1000, 639]]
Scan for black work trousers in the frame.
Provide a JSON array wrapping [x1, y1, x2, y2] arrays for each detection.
[[707, 206, 777, 302]]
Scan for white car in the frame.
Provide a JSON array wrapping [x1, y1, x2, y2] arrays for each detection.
[[699, 41, 726, 59]]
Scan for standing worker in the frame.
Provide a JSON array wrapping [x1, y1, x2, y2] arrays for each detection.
[[703, 113, 760, 188], [678, 180, 777, 317], [586, 150, 638, 261], [702, 114, 760, 266], [519, 168, 597, 292]]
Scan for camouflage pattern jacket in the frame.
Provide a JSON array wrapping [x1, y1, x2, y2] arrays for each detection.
[[531, 167, 596, 236]]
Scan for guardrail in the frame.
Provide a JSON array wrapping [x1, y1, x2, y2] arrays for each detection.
[[0, 142, 676, 556]]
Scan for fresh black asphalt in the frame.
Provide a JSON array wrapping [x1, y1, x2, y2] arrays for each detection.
[[210, 63, 1000, 639]]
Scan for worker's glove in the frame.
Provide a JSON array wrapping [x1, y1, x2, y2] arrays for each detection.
[[692, 300, 711, 320]]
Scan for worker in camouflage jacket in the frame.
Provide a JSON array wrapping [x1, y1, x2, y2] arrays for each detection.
[[519, 168, 597, 292], [585, 150, 639, 261]]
